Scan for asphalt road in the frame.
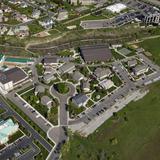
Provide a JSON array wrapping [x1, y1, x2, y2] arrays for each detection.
[[50, 82, 76, 126]]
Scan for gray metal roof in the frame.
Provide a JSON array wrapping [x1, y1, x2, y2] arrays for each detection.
[[43, 56, 58, 64], [0, 67, 28, 84], [41, 96, 52, 106], [80, 45, 112, 63], [72, 94, 88, 106], [94, 68, 111, 79], [72, 71, 84, 81], [127, 59, 137, 67], [59, 63, 75, 74], [35, 85, 45, 93], [133, 64, 148, 73]]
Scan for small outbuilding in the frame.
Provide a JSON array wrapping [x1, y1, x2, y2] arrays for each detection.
[[41, 96, 52, 108], [72, 71, 84, 82]]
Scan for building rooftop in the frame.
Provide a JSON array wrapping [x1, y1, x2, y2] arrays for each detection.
[[133, 64, 148, 73], [41, 96, 52, 106], [35, 85, 45, 94], [72, 94, 88, 106], [0, 67, 28, 84], [94, 68, 111, 79], [59, 63, 75, 74], [127, 59, 137, 67], [43, 56, 58, 64], [118, 48, 132, 55], [106, 3, 127, 13], [72, 71, 84, 81], [0, 119, 18, 142], [80, 45, 112, 63]]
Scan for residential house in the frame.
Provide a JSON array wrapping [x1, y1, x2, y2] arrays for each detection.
[[99, 79, 114, 90], [72, 71, 84, 82], [59, 63, 75, 74], [72, 94, 89, 107], [94, 68, 112, 80], [57, 10, 68, 21], [133, 65, 149, 76]]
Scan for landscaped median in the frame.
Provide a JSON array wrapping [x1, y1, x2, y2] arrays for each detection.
[[54, 82, 70, 94], [34, 140, 49, 160], [20, 87, 59, 126]]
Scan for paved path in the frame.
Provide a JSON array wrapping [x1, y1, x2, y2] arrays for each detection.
[[47, 82, 76, 160]]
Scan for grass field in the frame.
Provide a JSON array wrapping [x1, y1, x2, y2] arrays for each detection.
[[61, 81, 160, 160], [138, 37, 160, 65]]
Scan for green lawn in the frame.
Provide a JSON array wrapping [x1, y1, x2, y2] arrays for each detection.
[[67, 100, 85, 118], [138, 37, 160, 65], [36, 64, 44, 76], [55, 83, 69, 94], [61, 81, 160, 160], [34, 140, 49, 160], [0, 108, 5, 114]]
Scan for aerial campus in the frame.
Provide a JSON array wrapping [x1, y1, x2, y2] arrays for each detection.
[[0, 0, 160, 160]]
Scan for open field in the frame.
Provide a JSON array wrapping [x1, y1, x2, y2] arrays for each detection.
[[61, 81, 160, 160], [138, 37, 160, 65]]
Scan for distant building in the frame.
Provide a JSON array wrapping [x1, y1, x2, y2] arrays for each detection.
[[0, 67, 28, 92], [81, 80, 90, 92], [72, 71, 84, 82], [41, 96, 52, 108], [42, 56, 59, 67], [80, 45, 112, 63], [39, 18, 54, 29], [127, 59, 137, 68], [106, 3, 127, 13], [72, 94, 89, 107], [0, 54, 5, 65], [99, 79, 114, 89], [32, 10, 41, 19], [144, 13, 160, 25], [0, 26, 8, 35], [0, 119, 19, 145], [94, 68, 111, 80], [57, 10, 68, 21], [70, 0, 99, 5], [118, 48, 132, 56], [13, 25, 29, 38], [43, 73, 56, 84], [35, 85, 45, 96], [44, 67, 54, 75], [133, 65, 149, 76], [136, 48, 145, 53], [59, 63, 75, 74]]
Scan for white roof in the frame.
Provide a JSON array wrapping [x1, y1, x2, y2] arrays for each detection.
[[100, 79, 114, 89], [106, 3, 127, 13]]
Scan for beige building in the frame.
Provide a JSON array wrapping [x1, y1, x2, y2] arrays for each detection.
[[70, 0, 98, 5]]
